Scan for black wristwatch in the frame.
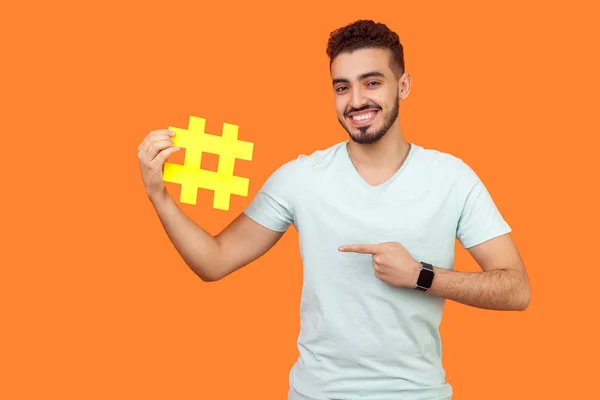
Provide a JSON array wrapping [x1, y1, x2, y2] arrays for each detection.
[[414, 262, 435, 292]]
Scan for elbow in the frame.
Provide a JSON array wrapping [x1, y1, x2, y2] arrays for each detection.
[[198, 268, 225, 283], [187, 262, 224, 283], [513, 295, 530, 311], [512, 281, 531, 311], [198, 273, 221, 283], [520, 291, 531, 311]]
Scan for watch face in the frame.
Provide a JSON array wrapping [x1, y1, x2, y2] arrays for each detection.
[[417, 268, 435, 287]]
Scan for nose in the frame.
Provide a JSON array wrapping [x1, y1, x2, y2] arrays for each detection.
[[350, 86, 367, 110]]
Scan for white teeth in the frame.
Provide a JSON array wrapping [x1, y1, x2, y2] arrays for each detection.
[[352, 112, 374, 121]]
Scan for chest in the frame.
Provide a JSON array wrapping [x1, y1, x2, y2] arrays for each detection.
[[293, 176, 459, 270]]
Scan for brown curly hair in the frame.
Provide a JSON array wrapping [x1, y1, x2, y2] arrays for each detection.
[[326, 20, 405, 78]]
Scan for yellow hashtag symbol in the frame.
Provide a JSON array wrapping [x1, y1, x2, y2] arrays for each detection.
[[163, 115, 254, 211]]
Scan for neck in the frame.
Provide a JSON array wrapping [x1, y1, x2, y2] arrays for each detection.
[[346, 123, 411, 171]]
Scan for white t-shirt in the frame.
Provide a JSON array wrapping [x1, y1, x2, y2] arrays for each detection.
[[243, 140, 512, 400]]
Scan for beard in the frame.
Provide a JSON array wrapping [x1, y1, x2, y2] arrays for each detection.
[[338, 94, 400, 144]]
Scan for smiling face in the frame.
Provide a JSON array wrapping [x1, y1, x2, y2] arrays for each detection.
[[331, 47, 410, 144]]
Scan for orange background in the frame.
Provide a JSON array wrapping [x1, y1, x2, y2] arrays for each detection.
[[2, 0, 599, 399]]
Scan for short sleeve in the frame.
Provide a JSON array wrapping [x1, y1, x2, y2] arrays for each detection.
[[454, 159, 512, 249], [243, 158, 300, 232]]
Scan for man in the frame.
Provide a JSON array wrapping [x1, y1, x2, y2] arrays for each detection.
[[137, 19, 530, 400]]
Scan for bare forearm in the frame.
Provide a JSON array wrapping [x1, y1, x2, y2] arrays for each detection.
[[427, 267, 530, 311], [149, 190, 222, 281]]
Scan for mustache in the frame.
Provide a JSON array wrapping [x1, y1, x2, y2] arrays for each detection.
[[345, 104, 381, 117]]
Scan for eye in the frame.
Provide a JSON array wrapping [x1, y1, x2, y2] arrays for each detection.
[[367, 81, 381, 87], [336, 86, 348, 93]]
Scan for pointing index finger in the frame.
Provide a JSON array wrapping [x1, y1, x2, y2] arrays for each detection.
[[338, 244, 378, 254]]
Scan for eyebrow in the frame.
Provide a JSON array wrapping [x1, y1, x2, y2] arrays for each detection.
[[332, 71, 385, 86]]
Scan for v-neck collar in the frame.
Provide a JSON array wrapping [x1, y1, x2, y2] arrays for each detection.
[[341, 140, 419, 191]]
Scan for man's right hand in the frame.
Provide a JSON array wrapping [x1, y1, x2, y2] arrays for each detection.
[[136, 128, 286, 282], [137, 129, 181, 200]]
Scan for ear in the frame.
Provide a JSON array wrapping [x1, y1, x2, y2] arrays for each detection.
[[398, 72, 411, 100]]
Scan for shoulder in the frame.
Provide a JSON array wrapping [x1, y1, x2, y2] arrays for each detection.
[[277, 141, 347, 173], [297, 141, 347, 168], [260, 141, 346, 187], [410, 143, 474, 180]]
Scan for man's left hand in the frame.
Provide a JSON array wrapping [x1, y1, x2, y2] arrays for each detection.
[[338, 242, 423, 288]]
